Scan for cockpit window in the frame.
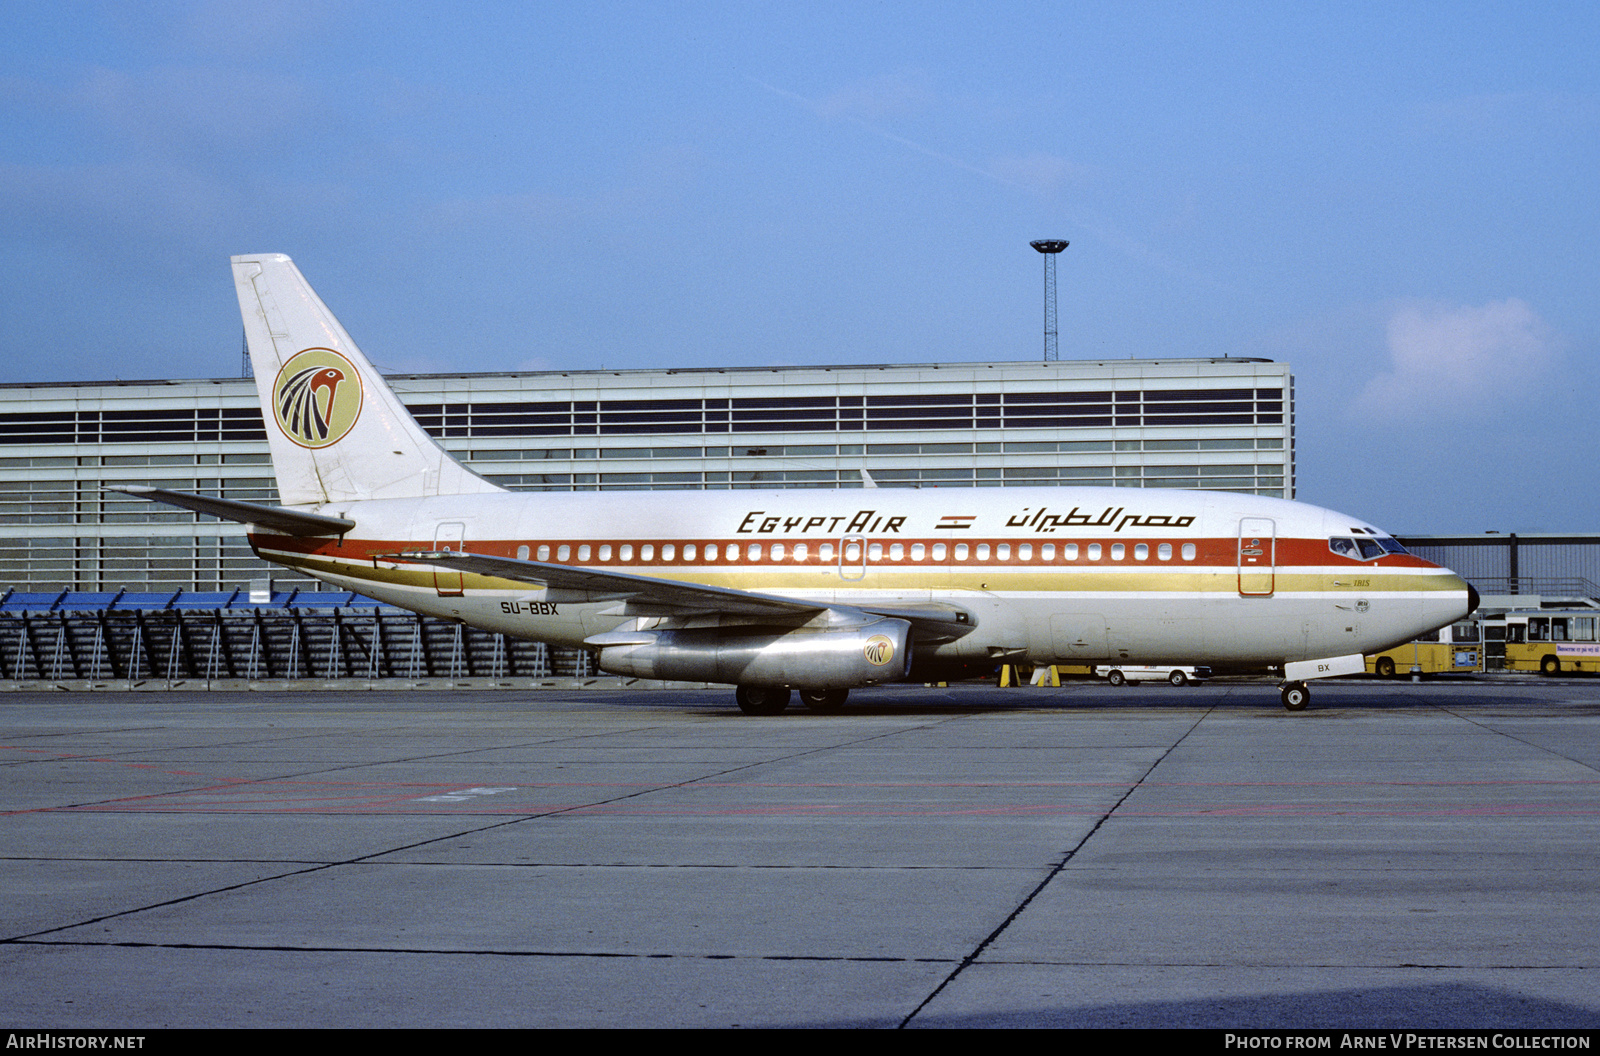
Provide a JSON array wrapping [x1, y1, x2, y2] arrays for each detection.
[[1330, 535, 1405, 560]]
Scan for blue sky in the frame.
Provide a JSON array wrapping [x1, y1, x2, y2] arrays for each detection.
[[2, 1, 1597, 533]]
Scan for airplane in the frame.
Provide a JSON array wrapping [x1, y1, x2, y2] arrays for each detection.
[[110, 253, 1478, 713]]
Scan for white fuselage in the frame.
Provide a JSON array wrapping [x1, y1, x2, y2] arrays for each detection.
[[249, 486, 1473, 670]]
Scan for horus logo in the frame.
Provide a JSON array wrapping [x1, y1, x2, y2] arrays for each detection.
[[272, 348, 363, 449], [863, 634, 895, 667]]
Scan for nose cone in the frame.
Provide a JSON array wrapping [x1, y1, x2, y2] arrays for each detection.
[[1419, 565, 1478, 633]]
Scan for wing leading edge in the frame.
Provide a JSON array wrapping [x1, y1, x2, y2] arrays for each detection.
[[393, 549, 976, 640]]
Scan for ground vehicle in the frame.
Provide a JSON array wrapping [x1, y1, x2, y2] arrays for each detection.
[[1096, 665, 1211, 686], [1501, 610, 1600, 675], [1366, 620, 1482, 677]]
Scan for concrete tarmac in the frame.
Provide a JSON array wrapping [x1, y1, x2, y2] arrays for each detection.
[[2, 678, 1598, 1029]]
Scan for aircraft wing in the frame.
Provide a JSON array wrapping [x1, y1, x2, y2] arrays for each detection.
[[106, 486, 356, 536], [393, 549, 974, 638]]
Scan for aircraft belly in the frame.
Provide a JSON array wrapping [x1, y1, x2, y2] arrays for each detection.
[[310, 572, 598, 647], [997, 591, 1445, 666]]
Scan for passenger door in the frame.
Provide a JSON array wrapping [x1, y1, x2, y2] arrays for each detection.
[[1237, 518, 1275, 597], [433, 521, 466, 597]]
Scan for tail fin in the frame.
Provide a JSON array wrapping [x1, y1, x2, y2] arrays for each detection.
[[232, 254, 502, 506]]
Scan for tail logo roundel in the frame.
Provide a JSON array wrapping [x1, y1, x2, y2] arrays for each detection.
[[272, 348, 363, 449]]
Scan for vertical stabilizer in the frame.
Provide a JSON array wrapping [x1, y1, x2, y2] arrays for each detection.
[[232, 254, 503, 506]]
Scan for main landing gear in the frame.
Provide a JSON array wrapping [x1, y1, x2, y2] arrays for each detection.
[[735, 685, 789, 715], [735, 686, 852, 715], [1279, 681, 1310, 711], [799, 688, 849, 712]]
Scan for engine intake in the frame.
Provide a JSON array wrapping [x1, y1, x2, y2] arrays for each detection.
[[595, 617, 912, 688]]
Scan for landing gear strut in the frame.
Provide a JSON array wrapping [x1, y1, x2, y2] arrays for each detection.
[[1280, 681, 1310, 711]]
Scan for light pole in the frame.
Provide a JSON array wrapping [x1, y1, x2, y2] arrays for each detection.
[[1030, 239, 1068, 361]]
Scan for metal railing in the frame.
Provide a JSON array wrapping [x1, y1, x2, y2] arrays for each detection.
[[0, 589, 584, 685]]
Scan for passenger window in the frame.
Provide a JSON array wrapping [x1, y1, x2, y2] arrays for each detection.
[[705, 544, 717, 560], [1134, 543, 1148, 560], [1065, 544, 1078, 561], [771, 543, 785, 561], [955, 543, 969, 560], [1019, 544, 1032, 561], [820, 543, 834, 561], [679, 544, 692, 561], [517, 545, 530, 560], [1088, 543, 1102, 560], [640, 544, 653, 561], [748, 543, 761, 560], [537, 545, 550, 561], [932, 543, 947, 560], [977, 544, 991, 560], [1158, 543, 1172, 561], [598, 545, 612, 561], [889, 543, 903, 560], [794, 543, 808, 561], [867, 542, 883, 560], [911, 543, 925, 560], [1041, 544, 1054, 560], [578, 545, 591, 561], [996, 544, 1010, 561], [557, 544, 571, 561], [1181, 543, 1196, 561], [1111, 544, 1125, 560]]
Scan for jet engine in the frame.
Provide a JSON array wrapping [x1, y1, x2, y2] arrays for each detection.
[[593, 617, 913, 688]]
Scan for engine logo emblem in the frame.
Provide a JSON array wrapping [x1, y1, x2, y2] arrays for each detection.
[[863, 634, 895, 667], [272, 347, 363, 449]]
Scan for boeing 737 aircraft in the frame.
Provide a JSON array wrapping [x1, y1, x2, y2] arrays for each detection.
[[111, 254, 1477, 712]]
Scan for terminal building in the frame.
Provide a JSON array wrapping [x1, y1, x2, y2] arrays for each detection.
[[0, 356, 1296, 682], [0, 357, 1294, 593]]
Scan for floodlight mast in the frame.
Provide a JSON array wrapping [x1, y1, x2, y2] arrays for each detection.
[[1030, 239, 1069, 361]]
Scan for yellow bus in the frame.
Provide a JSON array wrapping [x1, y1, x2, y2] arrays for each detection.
[[1501, 610, 1600, 675], [1366, 620, 1482, 677]]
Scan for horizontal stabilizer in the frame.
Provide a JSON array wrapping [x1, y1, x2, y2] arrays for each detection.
[[106, 486, 356, 536]]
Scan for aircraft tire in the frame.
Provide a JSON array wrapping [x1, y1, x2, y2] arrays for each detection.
[[1541, 655, 1561, 677], [736, 685, 791, 715], [1375, 656, 1396, 678], [1280, 682, 1310, 711], [799, 688, 848, 712], [1168, 670, 1187, 687], [1107, 670, 1126, 687]]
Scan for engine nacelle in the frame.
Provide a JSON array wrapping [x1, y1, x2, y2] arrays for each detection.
[[595, 617, 912, 688]]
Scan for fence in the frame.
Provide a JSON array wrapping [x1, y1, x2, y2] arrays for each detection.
[[0, 588, 593, 685]]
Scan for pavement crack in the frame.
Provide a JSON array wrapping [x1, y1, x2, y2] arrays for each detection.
[[897, 705, 1214, 1028]]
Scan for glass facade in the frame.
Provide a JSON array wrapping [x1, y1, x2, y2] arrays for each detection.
[[0, 358, 1295, 593]]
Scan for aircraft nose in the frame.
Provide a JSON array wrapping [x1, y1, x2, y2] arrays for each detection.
[[1466, 582, 1480, 617]]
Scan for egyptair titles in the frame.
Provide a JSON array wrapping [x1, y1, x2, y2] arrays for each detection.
[[734, 505, 1196, 536], [1006, 506, 1197, 534]]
